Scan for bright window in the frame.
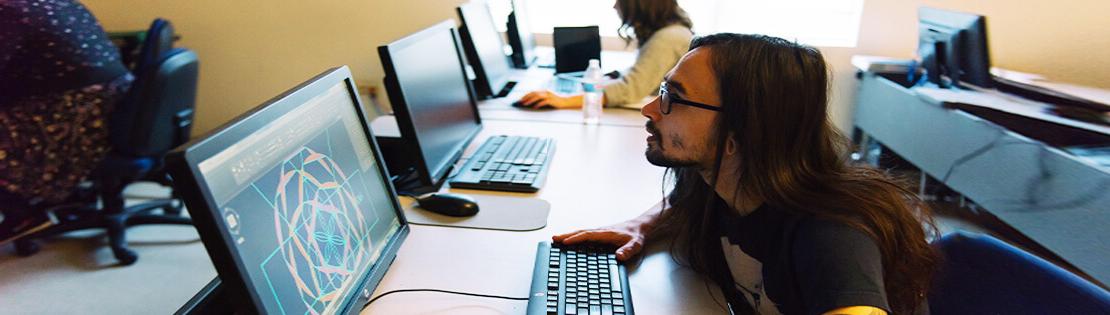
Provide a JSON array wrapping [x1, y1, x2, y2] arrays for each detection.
[[487, 0, 865, 47]]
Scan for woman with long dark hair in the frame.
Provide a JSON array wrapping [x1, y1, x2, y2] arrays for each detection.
[[555, 33, 939, 314], [516, 0, 693, 109]]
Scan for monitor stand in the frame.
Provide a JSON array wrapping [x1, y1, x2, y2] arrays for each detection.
[[494, 81, 518, 98], [177, 278, 233, 315]]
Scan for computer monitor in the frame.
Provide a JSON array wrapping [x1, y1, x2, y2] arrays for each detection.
[[506, 0, 536, 69], [167, 67, 409, 315], [457, 1, 514, 98], [379, 20, 483, 191], [918, 7, 992, 89], [553, 26, 601, 74]]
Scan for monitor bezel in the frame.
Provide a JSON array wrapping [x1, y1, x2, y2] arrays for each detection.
[[378, 20, 484, 191], [457, 0, 513, 98], [506, 0, 536, 69], [166, 66, 410, 315]]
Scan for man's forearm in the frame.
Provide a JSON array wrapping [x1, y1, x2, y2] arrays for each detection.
[[631, 200, 667, 238]]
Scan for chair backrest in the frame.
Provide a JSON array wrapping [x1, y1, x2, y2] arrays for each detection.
[[929, 232, 1110, 314], [111, 48, 198, 157], [136, 18, 175, 74]]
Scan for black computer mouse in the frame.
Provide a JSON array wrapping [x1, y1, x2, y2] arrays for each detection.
[[512, 100, 555, 110], [415, 193, 480, 217]]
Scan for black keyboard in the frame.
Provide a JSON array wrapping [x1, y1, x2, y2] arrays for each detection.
[[448, 135, 555, 192], [526, 242, 634, 315]]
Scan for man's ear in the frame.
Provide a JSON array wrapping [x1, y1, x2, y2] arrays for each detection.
[[724, 132, 739, 156]]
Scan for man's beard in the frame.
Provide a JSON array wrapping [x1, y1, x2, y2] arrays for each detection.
[[644, 121, 699, 168]]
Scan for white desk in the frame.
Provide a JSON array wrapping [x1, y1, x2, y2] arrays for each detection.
[[363, 119, 726, 314]]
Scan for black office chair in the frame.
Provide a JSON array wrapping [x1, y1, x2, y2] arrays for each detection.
[[118, 18, 176, 72], [14, 47, 200, 265], [134, 18, 189, 185]]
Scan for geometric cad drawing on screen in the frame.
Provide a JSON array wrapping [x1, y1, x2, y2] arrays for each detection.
[[265, 146, 377, 313]]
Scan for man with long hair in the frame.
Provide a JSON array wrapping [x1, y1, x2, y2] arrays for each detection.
[[517, 0, 693, 109], [555, 34, 938, 314]]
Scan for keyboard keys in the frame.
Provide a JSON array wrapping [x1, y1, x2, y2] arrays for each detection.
[[535, 244, 630, 315], [608, 265, 622, 292], [453, 136, 555, 191]]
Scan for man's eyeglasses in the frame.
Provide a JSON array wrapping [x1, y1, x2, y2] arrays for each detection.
[[659, 82, 721, 115]]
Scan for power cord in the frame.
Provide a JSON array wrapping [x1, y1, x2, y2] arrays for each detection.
[[361, 288, 529, 311]]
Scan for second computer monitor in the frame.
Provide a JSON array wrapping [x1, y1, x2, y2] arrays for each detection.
[[457, 1, 514, 98], [379, 20, 483, 190], [506, 0, 536, 68], [918, 7, 992, 89]]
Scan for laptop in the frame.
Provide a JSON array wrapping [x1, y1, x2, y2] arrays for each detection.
[[551, 26, 602, 94], [167, 67, 408, 315]]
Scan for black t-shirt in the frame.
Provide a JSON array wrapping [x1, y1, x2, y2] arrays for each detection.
[[716, 201, 891, 315]]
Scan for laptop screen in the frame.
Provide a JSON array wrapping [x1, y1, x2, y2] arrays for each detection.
[[171, 67, 406, 315]]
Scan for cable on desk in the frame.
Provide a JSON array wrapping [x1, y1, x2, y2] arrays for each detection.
[[361, 288, 529, 311]]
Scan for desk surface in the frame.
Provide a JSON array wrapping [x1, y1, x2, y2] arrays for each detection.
[[363, 118, 725, 314]]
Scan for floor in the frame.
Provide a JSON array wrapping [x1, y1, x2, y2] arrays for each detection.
[[0, 182, 215, 314], [0, 183, 995, 314]]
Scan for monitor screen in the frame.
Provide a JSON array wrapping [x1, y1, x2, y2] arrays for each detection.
[[458, 1, 513, 97], [170, 67, 407, 315], [379, 21, 483, 189], [918, 7, 991, 88], [507, 0, 536, 68]]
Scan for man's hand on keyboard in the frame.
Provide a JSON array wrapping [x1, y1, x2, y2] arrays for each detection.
[[553, 222, 645, 262]]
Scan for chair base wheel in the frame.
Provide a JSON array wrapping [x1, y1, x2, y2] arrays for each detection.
[[14, 240, 40, 256], [113, 247, 138, 265]]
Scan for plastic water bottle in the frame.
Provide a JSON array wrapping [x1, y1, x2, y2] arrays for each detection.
[[582, 59, 603, 125]]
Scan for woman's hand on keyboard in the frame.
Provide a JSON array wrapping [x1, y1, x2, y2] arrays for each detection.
[[517, 91, 582, 109], [553, 222, 645, 262]]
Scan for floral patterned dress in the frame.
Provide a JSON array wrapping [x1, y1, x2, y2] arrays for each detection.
[[0, 0, 132, 207]]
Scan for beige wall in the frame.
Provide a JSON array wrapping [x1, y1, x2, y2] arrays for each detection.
[[82, 0, 1110, 135], [82, 0, 470, 135]]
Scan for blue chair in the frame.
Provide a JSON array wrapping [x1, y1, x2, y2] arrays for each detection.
[[14, 20, 198, 265], [929, 232, 1110, 314]]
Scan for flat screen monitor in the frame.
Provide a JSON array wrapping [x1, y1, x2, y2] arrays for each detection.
[[379, 20, 483, 191], [457, 1, 514, 98], [553, 26, 601, 74], [918, 7, 992, 89], [167, 66, 409, 315], [506, 0, 536, 68]]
